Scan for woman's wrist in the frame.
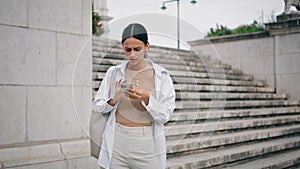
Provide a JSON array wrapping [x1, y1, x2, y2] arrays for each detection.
[[107, 98, 115, 106], [142, 92, 150, 105]]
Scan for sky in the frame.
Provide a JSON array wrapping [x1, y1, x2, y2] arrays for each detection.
[[105, 0, 285, 48]]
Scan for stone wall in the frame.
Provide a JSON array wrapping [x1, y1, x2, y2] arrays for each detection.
[[189, 31, 300, 100], [0, 0, 96, 168], [274, 33, 300, 101]]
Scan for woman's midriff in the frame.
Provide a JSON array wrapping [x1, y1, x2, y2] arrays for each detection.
[[117, 121, 152, 127], [116, 111, 152, 127]]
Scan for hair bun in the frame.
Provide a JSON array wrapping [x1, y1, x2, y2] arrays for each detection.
[[121, 23, 148, 45]]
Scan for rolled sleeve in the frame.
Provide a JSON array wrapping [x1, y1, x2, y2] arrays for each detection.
[[93, 66, 118, 114], [93, 97, 117, 114], [142, 73, 176, 124]]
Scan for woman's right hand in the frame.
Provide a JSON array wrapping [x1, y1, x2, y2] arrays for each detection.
[[108, 79, 122, 106]]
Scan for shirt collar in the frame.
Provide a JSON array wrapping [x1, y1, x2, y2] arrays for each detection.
[[115, 59, 169, 77]]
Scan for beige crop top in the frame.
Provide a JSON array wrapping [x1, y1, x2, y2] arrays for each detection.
[[116, 64, 156, 124]]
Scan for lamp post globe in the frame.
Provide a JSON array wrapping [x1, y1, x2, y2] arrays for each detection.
[[190, 0, 197, 5]]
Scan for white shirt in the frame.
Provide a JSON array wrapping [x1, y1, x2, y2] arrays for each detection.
[[93, 59, 176, 169]]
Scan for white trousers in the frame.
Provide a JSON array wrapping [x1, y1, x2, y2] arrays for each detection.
[[110, 123, 161, 169]]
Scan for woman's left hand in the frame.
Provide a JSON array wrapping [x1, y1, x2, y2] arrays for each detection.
[[125, 88, 150, 105]]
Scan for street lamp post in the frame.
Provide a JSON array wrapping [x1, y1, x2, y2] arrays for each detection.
[[161, 0, 197, 49]]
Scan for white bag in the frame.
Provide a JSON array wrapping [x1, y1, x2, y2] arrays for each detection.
[[90, 67, 117, 159]]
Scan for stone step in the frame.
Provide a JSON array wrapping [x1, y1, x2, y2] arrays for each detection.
[[166, 136, 300, 169], [93, 83, 277, 99], [176, 100, 299, 110], [92, 53, 208, 68], [92, 54, 189, 68], [93, 54, 232, 71], [92, 47, 230, 66], [93, 40, 179, 54], [92, 41, 121, 49], [93, 62, 243, 76], [92, 79, 266, 92], [173, 64, 241, 76], [92, 42, 197, 58], [92, 37, 193, 55], [92, 73, 265, 87], [3, 157, 100, 169], [174, 84, 274, 93], [92, 44, 216, 66], [92, 53, 126, 61], [0, 139, 90, 168], [92, 68, 257, 87], [92, 78, 272, 93], [92, 37, 233, 69], [149, 46, 195, 58], [171, 107, 300, 121], [93, 50, 183, 61], [93, 49, 173, 62], [93, 85, 278, 101], [92, 82, 282, 99], [172, 76, 265, 87], [92, 48, 184, 60], [185, 60, 232, 69], [92, 82, 275, 96], [222, 148, 300, 169], [92, 36, 120, 44], [159, 63, 243, 75], [93, 70, 254, 82], [177, 92, 287, 100], [91, 90, 287, 103], [170, 70, 254, 81], [166, 124, 300, 154], [92, 37, 195, 57], [165, 115, 300, 137]]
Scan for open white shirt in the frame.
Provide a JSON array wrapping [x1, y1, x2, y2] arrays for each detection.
[[93, 59, 176, 169]]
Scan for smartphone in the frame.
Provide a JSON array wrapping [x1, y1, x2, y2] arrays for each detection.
[[121, 82, 132, 90]]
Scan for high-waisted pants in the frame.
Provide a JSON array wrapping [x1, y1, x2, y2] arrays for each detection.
[[110, 123, 161, 169]]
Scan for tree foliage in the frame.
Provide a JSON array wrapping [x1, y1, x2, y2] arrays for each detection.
[[92, 4, 103, 36], [206, 20, 265, 37]]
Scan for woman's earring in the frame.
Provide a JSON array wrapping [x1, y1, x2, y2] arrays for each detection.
[[144, 50, 148, 58]]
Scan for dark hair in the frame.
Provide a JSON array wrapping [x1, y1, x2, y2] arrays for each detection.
[[121, 23, 148, 45]]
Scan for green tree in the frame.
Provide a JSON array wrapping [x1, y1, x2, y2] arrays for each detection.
[[207, 24, 232, 37], [92, 4, 103, 36], [206, 20, 265, 37]]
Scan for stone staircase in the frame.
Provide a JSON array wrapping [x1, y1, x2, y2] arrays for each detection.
[[92, 36, 300, 169]]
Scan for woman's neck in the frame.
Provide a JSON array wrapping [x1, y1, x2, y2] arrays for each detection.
[[127, 60, 148, 71]]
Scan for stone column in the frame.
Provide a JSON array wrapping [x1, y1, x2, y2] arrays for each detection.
[[0, 0, 98, 168]]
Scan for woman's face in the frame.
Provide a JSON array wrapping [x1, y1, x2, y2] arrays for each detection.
[[122, 37, 149, 68]]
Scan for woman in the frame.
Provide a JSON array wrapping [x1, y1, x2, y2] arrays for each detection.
[[93, 23, 176, 169]]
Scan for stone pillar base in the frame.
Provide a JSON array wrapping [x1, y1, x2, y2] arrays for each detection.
[[0, 138, 99, 169], [6, 157, 99, 169], [277, 13, 300, 22], [265, 14, 300, 35]]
